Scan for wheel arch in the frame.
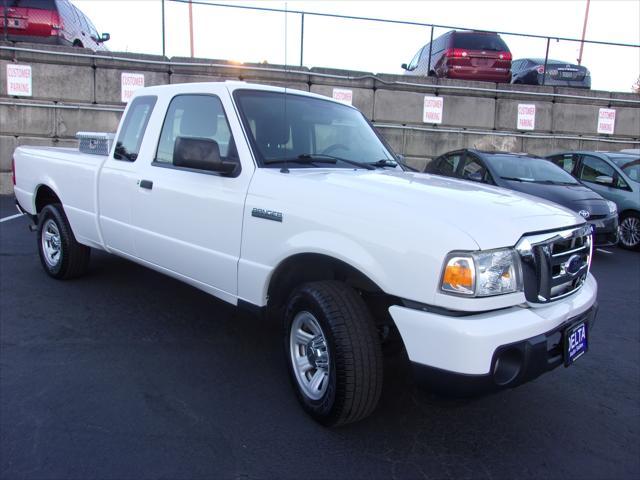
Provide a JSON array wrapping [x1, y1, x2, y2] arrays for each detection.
[[34, 184, 63, 214], [265, 252, 404, 349], [267, 253, 385, 310], [619, 208, 640, 219]]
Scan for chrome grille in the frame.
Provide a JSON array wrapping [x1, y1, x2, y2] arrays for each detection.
[[516, 225, 592, 304]]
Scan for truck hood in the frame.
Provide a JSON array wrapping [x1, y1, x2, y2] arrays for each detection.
[[287, 169, 584, 249]]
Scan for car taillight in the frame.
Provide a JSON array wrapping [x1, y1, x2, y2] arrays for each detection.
[[499, 51, 512, 61], [50, 11, 62, 30], [536, 65, 545, 74], [12, 156, 16, 186], [444, 48, 468, 58]]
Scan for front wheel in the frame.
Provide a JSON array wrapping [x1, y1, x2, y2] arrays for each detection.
[[618, 212, 640, 251], [37, 204, 90, 279], [284, 281, 383, 427]]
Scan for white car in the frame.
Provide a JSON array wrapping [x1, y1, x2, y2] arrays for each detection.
[[12, 81, 598, 426]]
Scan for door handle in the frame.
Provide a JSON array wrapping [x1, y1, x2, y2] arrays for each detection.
[[139, 179, 153, 190]]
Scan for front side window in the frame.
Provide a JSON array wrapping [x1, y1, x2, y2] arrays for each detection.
[[579, 156, 616, 185], [460, 155, 488, 182], [234, 90, 394, 168], [407, 47, 423, 70], [114, 95, 156, 161], [155, 94, 236, 166], [435, 153, 463, 177]]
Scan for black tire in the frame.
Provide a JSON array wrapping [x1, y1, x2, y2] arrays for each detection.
[[284, 281, 383, 427], [37, 204, 90, 279], [618, 212, 640, 251]]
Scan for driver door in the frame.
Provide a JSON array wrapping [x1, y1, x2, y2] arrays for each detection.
[[127, 89, 254, 301]]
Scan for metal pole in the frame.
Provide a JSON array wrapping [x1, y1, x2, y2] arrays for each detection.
[[542, 37, 550, 85], [188, 0, 194, 57], [426, 25, 434, 75], [161, 0, 166, 57], [299, 13, 304, 67], [3, 0, 8, 42], [577, 0, 591, 65]]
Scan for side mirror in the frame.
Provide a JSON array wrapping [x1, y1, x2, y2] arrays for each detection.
[[401, 63, 408, 70], [595, 175, 614, 185], [173, 136, 237, 175], [99, 33, 110, 43]]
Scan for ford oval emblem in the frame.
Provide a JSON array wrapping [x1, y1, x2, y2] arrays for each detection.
[[565, 254, 583, 275], [578, 210, 590, 219]]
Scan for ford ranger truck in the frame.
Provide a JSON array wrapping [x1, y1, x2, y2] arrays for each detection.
[[12, 82, 598, 426]]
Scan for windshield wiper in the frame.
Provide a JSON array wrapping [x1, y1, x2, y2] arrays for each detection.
[[369, 159, 398, 168], [264, 154, 375, 170], [500, 176, 532, 182], [263, 156, 336, 166], [531, 180, 579, 185]]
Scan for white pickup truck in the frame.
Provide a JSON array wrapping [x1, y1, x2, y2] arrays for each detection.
[[12, 81, 598, 426]]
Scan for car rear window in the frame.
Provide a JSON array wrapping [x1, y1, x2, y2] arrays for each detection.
[[453, 33, 509, 52], [9, 0, 56, 8]]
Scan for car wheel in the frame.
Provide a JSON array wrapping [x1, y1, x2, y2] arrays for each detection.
[[37, 204, 90, 279], [284, 281, 383, 427], [618, 212, 640, 251], [72, 40, 83, 48]]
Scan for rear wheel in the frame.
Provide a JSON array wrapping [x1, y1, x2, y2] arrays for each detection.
[[618, 212, 640, 250], [284, 281, 383, 427], [37, 204, 90, 279]]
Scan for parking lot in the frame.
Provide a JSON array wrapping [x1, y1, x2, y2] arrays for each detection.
[[0, 194, 638, 479]]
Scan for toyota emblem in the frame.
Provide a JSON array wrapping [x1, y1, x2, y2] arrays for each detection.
[[578, 210, 590, 219]]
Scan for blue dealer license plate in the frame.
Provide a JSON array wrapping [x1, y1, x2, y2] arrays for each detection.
[[565, 322, 588, 366]]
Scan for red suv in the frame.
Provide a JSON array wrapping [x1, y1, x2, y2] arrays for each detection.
[[402, 30, 512, 83], [2, 0, 110, 50]]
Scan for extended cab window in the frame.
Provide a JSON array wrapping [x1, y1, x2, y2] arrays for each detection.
[[155, 94, 237, 167], [113, 95, 156, 161]]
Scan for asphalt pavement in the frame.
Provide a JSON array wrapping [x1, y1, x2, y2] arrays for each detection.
[[1, 194, 639, 480]]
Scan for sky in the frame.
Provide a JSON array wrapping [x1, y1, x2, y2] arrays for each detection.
[[74, 0, 640, 93]]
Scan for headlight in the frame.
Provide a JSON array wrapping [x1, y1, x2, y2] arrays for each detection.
[[441, 248, 522, 297], [607, 200, 617, 215]]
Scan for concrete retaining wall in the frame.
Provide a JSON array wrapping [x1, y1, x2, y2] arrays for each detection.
[[1, 42, 639, 193]]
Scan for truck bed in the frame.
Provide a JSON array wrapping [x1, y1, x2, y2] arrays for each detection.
[[13, 146, 106, 249]]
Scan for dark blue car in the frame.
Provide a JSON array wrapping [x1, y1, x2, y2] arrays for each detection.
[[426, 149, 618, 247]]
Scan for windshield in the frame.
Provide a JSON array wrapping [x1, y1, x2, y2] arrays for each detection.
[[486, 155, 580, 184], [610, 156, 640, 182], [234, 90, 395, 168]]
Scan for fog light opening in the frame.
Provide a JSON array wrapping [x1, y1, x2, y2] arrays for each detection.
[[493, 348, 523, 386]]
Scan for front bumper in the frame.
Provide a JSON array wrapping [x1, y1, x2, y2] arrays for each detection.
[[5, 34, 72, 47], [389, 273, 598, 392], [589, 214, 619, 247]]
